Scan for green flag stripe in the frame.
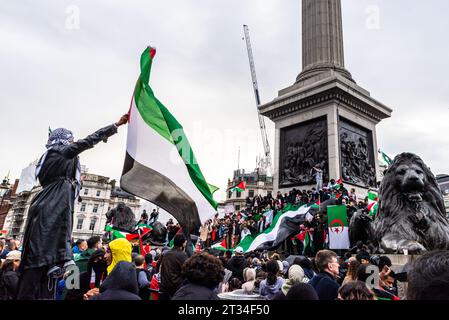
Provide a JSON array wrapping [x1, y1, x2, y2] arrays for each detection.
[[236, 203, 303, 252]]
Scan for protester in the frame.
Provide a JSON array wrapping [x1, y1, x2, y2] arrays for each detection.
[[309, 250, 340, 300], [17, 114, 128, 300], [342, 259, 360, 285], [285, 283, 319, 300], [218, 268, 233, 293], [65, 249, 107, 300], [356, 251, 371, 264], [338, 280, 376, 300], [294, 257, 315, 282], [144, 253, 154, 276], [172, 252, 224, 300], [149, 258, 162, 300], [356, 264, 399, 300], [273, 265, 305, 300], [75, 236, 103, 273], [0, 240, 18, 259], [87, 261, 140, 300], [226, 247, 247, 282], [133, 255, 152, 300], [241, 268, 257, 294], [259, 260, 284, 300], [72, 239, 87, 254], [140, 210, 148, 225], [159, 233, 188, 300], [149, 209, 159, 225], [407, 250, 449, 300], [228, 277, 242, 292], [106, 238, 132, 274], [0, 250, 21, 300]]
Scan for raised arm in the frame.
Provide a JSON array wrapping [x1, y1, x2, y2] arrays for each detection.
[[62, 114, 128, 158]]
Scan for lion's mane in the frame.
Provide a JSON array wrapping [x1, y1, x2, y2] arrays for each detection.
[[373, 153, 449, 251]]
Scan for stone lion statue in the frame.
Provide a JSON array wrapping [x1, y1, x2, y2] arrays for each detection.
[[105, 202, 136, 231], [373, 153, 449, 253]]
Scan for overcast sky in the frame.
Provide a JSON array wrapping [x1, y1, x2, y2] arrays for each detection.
[[1, 0, 449, 209]]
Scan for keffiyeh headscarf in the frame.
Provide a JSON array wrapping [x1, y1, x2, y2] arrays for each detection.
[[35, 127, 81, 197], [45, 128, 74, 148]]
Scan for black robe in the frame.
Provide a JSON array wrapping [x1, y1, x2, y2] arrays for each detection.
[[20, 124, 118, 271]]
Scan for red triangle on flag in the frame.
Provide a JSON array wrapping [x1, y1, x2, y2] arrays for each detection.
[[236, 181, 245, 190], [337, 178, 342, 185]]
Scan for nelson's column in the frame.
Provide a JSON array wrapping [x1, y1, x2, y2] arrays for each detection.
[[260, 0, 392, 195]]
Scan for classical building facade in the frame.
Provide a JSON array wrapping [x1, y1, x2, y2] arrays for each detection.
[[3, 186, 41, 240], [4, 171, 142, 241], [225, 169, 273, 212]]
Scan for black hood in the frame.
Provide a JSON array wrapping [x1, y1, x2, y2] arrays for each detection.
[[229, 255, 245, 267], [100, 261, 138, 294]]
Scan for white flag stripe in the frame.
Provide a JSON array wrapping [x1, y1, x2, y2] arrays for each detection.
[[127, 99, 216, 223]]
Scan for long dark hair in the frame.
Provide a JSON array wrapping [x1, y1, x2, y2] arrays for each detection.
[[266, 260, 279, 286]]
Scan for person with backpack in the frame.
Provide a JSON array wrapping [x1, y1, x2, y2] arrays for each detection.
[[134, 255, 152, 300]]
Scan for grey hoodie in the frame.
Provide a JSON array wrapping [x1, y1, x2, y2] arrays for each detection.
[[259, 277, 285, 300]]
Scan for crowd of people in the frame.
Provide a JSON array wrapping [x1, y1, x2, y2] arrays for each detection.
[[3, 233, 448, 300], [2, 229, 449, 300], [199, 179, 369, 256], [1, 174, 447, 301]]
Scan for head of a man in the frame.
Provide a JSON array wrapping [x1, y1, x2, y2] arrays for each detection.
[[5, 250, 21, 270], [87, 236, 102, 250], [134, 255, 145, 269], [315, 250, 339, 278], [173, 233, 187, 251], [407, 250, 449, 300], [234, 247, 244, 256], [356, 251, 371, 265]]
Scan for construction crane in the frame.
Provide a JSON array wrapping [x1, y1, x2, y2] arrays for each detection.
[[243, 24, 272, 175]]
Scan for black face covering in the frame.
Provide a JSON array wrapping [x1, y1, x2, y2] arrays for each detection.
[[88, 249, 107, 278], [92, 260, 108, 275]]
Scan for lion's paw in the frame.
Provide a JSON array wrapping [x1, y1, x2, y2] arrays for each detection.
[[400, 241, 426, 254]]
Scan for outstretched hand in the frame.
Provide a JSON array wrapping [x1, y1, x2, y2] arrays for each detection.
[[115, 114, 129, 127]]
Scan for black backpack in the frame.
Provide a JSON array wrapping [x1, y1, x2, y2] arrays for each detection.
[[136, 269, 152, 300]]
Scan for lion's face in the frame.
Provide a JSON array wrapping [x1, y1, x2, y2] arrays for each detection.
[[393, 162, 426, 201]]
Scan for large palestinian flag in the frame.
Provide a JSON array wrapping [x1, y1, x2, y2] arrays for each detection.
[[235, 204, 315, 253], [120, 47, 218, 234]]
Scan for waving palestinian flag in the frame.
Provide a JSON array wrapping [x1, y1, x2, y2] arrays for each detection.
[[367, 190, 379, 217], [235, 204, 315, 253], [229, 181, 245, 193], [105, 224, 152, 241], [120, 47, 218, 234], [211, 239, 230, 251], [378, 149, 393, 167]]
